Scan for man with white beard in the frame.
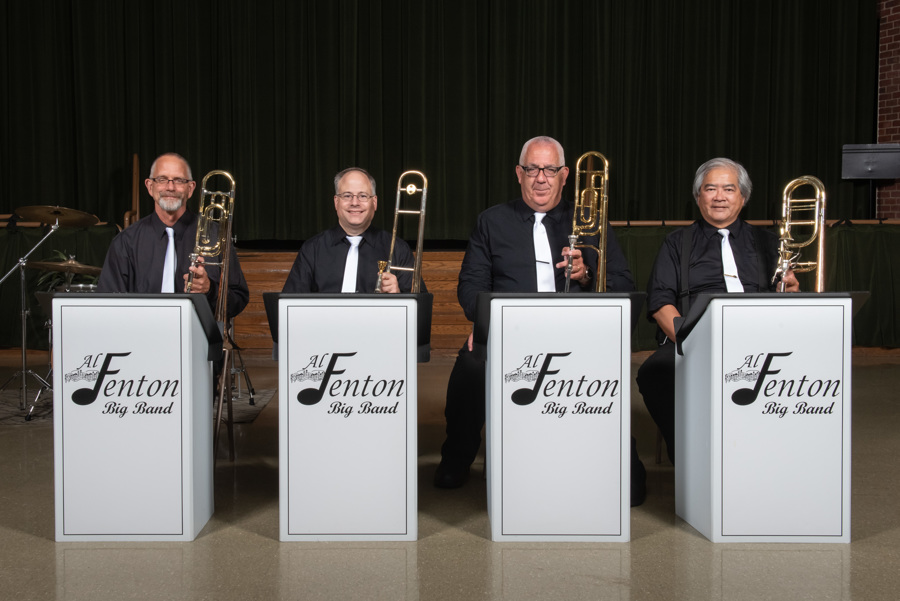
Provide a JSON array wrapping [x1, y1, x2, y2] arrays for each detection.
[[97, 152, 249, 318]]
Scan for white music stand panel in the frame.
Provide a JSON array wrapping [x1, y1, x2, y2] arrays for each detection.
[[486, 296, 631, 542], [278, 297, 417, 541], [676, 296, 851, 543], [53, 296, 214, 541]]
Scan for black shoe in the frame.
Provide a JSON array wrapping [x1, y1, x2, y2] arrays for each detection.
[[433, 461, 470, 489], [631, 455, 647, 507]]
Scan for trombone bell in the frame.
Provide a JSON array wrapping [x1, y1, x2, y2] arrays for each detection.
[[773, 175, 826, 292], [566, 151, 609, 292], [375, 171, 428, 293], [186, 170, 236, 320]]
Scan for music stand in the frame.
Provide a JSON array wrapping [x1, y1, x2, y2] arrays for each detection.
[[0, 223, 59, 412]]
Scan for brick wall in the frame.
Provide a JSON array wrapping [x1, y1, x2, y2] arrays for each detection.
[[878, 0, 900, 218]]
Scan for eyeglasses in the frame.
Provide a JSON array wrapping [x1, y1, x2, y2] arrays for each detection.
[[151, 176, 192, 186], [518, 165, 564, 178], [337, 193, 373, 202]]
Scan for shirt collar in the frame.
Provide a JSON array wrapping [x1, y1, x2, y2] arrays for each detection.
[[698, 217, 745, 240], [150, 209, 195, 239], [328, 224, 376, 246], [514, 197, 568, 224]]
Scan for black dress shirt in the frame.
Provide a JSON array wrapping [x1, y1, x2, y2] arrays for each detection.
[[457, 198, 635, 321], [97, 210, 250, 318], [645, 218, 779, 318], [282, 225, 423, 294]]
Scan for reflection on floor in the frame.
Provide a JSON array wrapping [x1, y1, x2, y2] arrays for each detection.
[[1, 348, 899, 601]]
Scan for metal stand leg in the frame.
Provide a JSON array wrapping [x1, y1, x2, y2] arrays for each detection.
[[214, 325, 252, 463], [214, 341, 236, 464], [0, 223, 59, 413], [25, 321, 54, 421], [25, 375, 51, 421], [230, 343, 255, 405]]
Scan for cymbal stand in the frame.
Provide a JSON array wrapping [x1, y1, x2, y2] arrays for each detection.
[[0, 223, 59, 410], [24, 312, 54, 421]]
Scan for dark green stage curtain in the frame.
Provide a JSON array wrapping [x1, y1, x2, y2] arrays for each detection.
[[827, 224, 900, 348], [0, 0, 877, 242]]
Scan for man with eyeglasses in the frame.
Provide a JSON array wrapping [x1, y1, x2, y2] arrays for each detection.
[[434, 136, 647, 506], [282, 167, 421, 294], [97, 152, 249, 318]]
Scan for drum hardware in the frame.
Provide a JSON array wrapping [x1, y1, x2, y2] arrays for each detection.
[[23, 291, 57, 421], [1, 206, 100, 416], [64, 283, 98, 293], [0, 215, 62, 413], [30, 256, 101, 293], [13, 205, 100, 228], [27, 258, 102, 276]]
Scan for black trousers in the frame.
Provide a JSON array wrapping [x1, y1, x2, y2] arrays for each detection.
[[636, 341, 676, 464], [440, 344, 485, 468]]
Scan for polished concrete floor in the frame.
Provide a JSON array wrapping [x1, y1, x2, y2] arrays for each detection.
[[1, 347, 899, 601]]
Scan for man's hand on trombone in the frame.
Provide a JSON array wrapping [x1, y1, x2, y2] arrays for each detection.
[[559, 246, 590, 286], [777, 269, 801, 293], [379, 271, 400, 294], [184, 256, 211, 294]]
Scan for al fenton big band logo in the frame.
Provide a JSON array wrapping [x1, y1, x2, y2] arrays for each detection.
[[65, 352, 179, 418], [291, 353, 404, 417], [505, 352, 619, 418], [727, 351, 841, 417]]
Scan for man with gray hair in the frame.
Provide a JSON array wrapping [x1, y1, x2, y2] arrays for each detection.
[[98, 152, 249, 318], [282, 167, 420, 293], [434, 136, 643, 503], [638, 157, 799, 467]]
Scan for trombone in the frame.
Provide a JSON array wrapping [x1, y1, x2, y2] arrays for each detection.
[[185, 169, 238, 460], [565, 151, 609, 292], [186, 170, 236, 319], [375, 171, 427, 293], [772, 176, 826, 292]]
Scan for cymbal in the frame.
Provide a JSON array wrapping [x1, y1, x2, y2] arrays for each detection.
[[26, 258, 102, 276], [14, 205, 99, 228]]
